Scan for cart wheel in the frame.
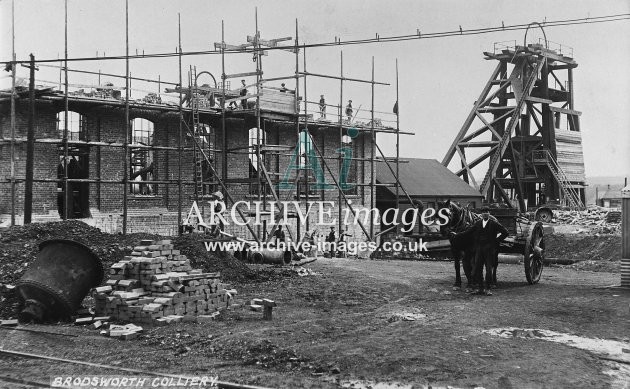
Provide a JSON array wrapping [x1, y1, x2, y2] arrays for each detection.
[[524, 221, 545, 284], [535, 207, 553, 223]]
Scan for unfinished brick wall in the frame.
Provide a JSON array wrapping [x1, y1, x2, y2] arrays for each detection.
[[0, 102, 59, 218], [1, 98, 377, 239]]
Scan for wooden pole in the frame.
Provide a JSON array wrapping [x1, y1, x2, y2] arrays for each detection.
[[395, 59, 400, 234], [255, 8, 264, 240], [294, 20, 301, 242], [122, 0, 129, 234], [622, 185, 630, 287], [221, 21, 227, 183], [338, 52, 343, 235], [63, 0, 70, 220], [370, 57, 375, 240], [177, 14, 183, 235], [24, 54, 36, 224], [303, 43, 309, 232], [9, 0, 16, 225]]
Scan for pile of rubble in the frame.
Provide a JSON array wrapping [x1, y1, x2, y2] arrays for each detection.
[[92, 239, 237, 327], [553, 206, 621, 234]]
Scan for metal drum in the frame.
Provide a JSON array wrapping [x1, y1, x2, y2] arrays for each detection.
[[249, 249, 292, 265], [16, 239, 104, 323]]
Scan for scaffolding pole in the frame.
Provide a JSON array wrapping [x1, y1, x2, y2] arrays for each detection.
[[310, 137, 371, 241], [294, 19, 301, 241], [370, 57, 375, 240], [302, 43, 309, 232], [255, 8, 263, 240], [338, 52, 343, 235], [9, 0, 16, 226], [177, 13, 183, 235], [122, 0, 130, 234], [395, 59, 400, 234], [24, 54, 36, 224], [221, 21, 227, 184], [63, 0, 70, 221]]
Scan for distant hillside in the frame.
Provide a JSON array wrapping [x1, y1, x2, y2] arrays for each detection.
[[584, 176, 627, 204]]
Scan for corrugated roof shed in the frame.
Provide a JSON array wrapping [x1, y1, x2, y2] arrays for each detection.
[[376, 158, 482, 198]]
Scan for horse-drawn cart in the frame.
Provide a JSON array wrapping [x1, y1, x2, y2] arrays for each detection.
[[437, 201, 546, 286], [490, 208, 546, 284]]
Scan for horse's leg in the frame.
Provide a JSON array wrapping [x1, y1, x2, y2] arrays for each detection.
[[463, 250, 473, 287], [453, 250, 462, 288]]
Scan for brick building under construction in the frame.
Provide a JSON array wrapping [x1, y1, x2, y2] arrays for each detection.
[[0, 21, 412, 245]]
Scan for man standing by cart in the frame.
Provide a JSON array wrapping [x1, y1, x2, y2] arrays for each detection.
[[461, 207, 509, 295]]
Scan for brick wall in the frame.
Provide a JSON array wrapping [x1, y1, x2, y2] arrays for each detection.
[[0, 99, 377, 238]]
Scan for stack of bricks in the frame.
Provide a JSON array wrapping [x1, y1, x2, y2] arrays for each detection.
[[93, 239, 237, 326]]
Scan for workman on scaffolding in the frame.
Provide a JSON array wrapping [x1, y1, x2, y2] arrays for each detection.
[[345, 100, 353, 122], [319, 95, 326, 119], [240, 79, 248, 109]]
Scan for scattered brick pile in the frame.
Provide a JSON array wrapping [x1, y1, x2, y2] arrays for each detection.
[[93, 239, 238, 326]]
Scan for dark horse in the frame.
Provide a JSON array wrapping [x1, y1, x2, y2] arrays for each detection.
[[437, 200, 499, 289]]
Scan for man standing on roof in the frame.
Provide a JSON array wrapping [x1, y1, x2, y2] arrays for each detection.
[[240, 79, 248, 109], [319, 95, 326, 119], [345, 100, 353, 122]]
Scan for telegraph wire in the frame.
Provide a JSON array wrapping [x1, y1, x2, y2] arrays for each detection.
[[2, 13, 629, 65]]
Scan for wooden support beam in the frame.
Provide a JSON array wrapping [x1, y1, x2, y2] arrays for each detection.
[[224, 93, 261, 104], [492, 178, 514, 207], [460, 110, 512, 143], [526, 102, 544, 132], [525, 96, 553, 104], [442, 62, 502, 166], [474, 111, 501, 139], [478, 81, 510, 108], [458, 141, 499, 147], [455, 147, 497, 176], [477, 106, 516, 113], [549, 105, 581, 116], [456, 147, 478, 189], [223, 70, 262, 80]]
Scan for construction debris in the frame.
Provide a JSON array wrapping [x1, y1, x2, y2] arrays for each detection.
[[293, 267, 321, 277], [103, 323, 144, 340], [92, 239, 237, 326], [553, 206, 622, 234]]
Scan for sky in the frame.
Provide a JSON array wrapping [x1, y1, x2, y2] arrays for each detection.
[[1, 0, 629, 181]]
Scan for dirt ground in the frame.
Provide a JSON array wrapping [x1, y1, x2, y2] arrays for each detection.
[[0, 253, 628, 388]]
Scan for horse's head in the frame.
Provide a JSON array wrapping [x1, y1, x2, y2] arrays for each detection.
[[437, 199, 462, 235]]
